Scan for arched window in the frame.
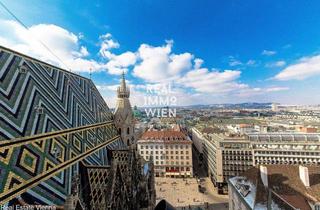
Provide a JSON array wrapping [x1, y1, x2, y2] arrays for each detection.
[[127, 127, 130, 135]]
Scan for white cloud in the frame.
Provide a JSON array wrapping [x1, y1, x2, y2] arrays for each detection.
[[229, 60, 242, 66], [228, 56, 243, 66], [178, 68, 247, 93], [79, 46, 89, 56], [237, 86, 289, 97], [266, 60, 286, 68], [177, 59, 249, 94], [132, 40, 193, 82], [0, 18, 296, 104], [228, 57, 257, 67], [194, 58, 204, 69], [0, 19, 104, 72], [99, 33, 119, 54], [265, 87, 289, 92], [104, 51, 137, 75], [262, 50, 277, 56], [98, 34, 137, 75], [274, 55, 320, 80], [282, 44, 291, 49], [246, 59, 256, 66]]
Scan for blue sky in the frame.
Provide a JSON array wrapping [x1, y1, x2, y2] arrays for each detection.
[[1, 0, 320, 106]]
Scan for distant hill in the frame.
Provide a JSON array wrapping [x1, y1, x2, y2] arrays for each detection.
[[183, 102, 272, 109]]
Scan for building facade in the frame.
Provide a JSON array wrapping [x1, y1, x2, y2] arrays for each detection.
[[137, 130, 193, 177], [114, 72, 136, 147], [202, 133, 253, 194], [192, 127, 320, 194], [248, 133, 320, 166]]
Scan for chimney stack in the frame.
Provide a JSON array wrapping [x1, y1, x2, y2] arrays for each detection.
[[260, 165, 268, 187], [299, 165, 310, 187]]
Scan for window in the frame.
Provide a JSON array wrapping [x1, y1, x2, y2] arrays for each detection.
[[118, 128, 121, 134], [146, 151, 149, 154], [181, 156, 184, 159], [186, 151, 189, 154], [141, 151, 144, 154], [156, 156, 159, 159], [176, 151, 178, 154], [181, 151, 184, 154], [171, 151, 173, 154], [150, 146, 153, 149], [141, 145, 144, 149], [150, 151, 153, 154], [156, 161, 159, 164], [160, 146, 163, 149], [127, 127, 130, 134], [155, 145, 158, 149], [156, 151, 159, 154], [176, 156, 179, 159], [175, 145, 178, 149], [146, 146, 148, 149], [186, 156, 189, 160], [166, 151, 169, 154]]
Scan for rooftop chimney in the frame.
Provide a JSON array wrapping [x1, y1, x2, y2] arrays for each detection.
[[260, 166, 268, 187], [299, 165, 310, 187]]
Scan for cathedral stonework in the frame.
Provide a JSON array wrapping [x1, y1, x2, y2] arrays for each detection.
[[114, 72, 136, 147]]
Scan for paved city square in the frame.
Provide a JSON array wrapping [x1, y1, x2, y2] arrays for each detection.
[[155, 177, 229, 210]]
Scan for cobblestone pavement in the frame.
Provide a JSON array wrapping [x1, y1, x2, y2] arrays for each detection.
[[155, 177, 229, 210]]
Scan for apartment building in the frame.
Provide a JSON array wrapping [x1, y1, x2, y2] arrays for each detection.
[[202, 133, 253, 194], [191, 127, 320, 194], [248, 133, 320, 166], [137, 130, 193, 177]]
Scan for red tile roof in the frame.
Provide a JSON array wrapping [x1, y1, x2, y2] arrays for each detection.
[[140, 130, 191, 143]]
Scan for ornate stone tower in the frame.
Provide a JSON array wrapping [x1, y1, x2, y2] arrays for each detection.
[[114, 72, 135, 147]]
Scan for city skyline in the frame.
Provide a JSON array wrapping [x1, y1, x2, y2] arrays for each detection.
[[1, 0, 320, 107]]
